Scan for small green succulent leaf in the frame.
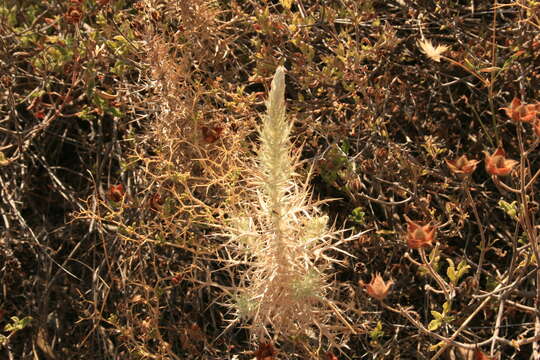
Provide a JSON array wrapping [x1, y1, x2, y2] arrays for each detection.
[[442, 301, 452, 314], [498, 200, 518, 219], [429, 341, 446, 351], [348, 207, 366, 225], [428, 318, 442, 331], [447, 259, 470, 285], [4, 316, 33, 333], [456, 260, 471, 282], [431, 310, 444, 321], [446, 258, 457, 284], [369, 320, 384, 342], [280, 0, 293, 9]]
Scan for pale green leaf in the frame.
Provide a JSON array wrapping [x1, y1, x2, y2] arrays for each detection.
[[280, 0, 293, 9], [429, 341, 446, 351], [431, 310, 444, 320], [428, 319, 442, 331]]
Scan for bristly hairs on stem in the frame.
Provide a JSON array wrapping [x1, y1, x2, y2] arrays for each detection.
[[226, 65, 356, 346]]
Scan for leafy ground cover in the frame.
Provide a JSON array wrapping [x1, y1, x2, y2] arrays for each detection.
[[1, 0, 540, 359]]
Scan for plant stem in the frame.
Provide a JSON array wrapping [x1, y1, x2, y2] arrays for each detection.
[[419, 248, 452, 301], [516, 121, 540, 359], [464, 179, 488, 289]]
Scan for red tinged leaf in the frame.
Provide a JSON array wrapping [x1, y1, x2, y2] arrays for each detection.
[[171, 274, 182, 285], [34, 111, 45, 119]]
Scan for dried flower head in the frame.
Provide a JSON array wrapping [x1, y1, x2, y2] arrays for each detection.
[[406, 219, 437, 249], [474, 349, 493, 360], [326, 352, 338, 360], [525, 102, 540, 122], [361, 273, 393, 301], [445, 155, 479, 176], [484, 148, 518, 176], [147, 193, 164, 211], [501, 97, 537, 122], [255, 342, 276, 360], [501, 97, 531, 122], [534, 120, 540, 138], [201, 125, 223, 143], [417, 39, 449, 62], [108, 184, 124, 202], [65, 6, 83, 24]]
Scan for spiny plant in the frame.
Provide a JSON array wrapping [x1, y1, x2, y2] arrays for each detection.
[[225, 66, 353, 347]]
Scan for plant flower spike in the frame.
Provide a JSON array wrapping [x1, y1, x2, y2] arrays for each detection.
[[417, 39, 449, 62], [484, 148, 518, 176], [229, 65, 349, 342], [406, 218, 437, 249]]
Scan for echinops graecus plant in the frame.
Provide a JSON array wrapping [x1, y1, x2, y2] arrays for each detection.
[[227, 66, 352, 345]]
